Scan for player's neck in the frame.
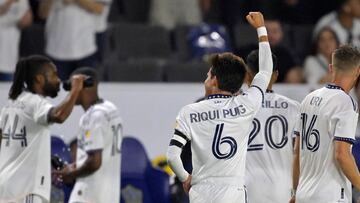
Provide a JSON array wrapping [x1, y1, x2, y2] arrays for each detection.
[[211, 89, 233, 96], [32, 85, 46, 97], [338, 11, 354, 30], [331, 77, 353, 93], [82, 95, 100, 111]]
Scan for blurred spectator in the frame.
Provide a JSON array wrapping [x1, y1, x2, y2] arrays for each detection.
[[237, 19, 302, 83], [0, 0, 32, 81], [313, 0, 360, 47], [304, 27, 340, 85], [265, 19, 303, 83], [39, 0, 106, 80], [149, 0, 203, 30], [94, 0, 111, 63]]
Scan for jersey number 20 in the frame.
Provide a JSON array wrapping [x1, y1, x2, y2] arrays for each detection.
[[212, 123, 237, 160], [248, 115, 288, 151]]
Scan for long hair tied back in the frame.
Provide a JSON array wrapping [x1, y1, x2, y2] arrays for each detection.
[[9, 55, 52, 100]]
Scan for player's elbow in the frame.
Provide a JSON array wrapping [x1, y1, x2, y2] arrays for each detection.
[[88, 158, 102, 172], [49, 109, 67, 124], [335, 148, 350, 165]]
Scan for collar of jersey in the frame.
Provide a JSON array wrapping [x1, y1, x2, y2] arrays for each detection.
[[326, 84, 344, 91], [266, 89, 274, 93], [207, 94, 232, 100]]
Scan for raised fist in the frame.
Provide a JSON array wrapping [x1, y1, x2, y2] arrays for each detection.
[[246, 12, 265, 28]]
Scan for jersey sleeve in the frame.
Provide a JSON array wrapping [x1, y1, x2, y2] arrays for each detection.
[[171, 107, 191, 147], [167, 107, 191, 182], [330, 96, 358, 144], [82, 111, 106, 152], [33, 97, 53, 125]]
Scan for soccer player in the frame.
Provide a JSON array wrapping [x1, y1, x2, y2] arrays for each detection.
[[0, 55, 85, 203], [54, 67, 122, 203], [244, 50, 300, 203], [167, 12, 273, 203], [291, 45, 360, 203]]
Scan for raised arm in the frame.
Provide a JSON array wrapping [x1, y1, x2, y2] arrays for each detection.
[[48, 75, 85, 123], [246, 12, 273, 95]]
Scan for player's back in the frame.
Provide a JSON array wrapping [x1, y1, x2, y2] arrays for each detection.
[[0, 91, 53, 201], [73, 100, 122, 203], [296, 84, 358, 203], [245, 91, 300, 203], [178, 93, 261, 187]]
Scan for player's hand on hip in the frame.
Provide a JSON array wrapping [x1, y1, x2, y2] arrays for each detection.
[[246, 12, 265, 28], [182, 175, 192, 194], [70, 74, 86, 92]]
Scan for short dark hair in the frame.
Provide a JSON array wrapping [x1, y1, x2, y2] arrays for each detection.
[[246, 50, 278, 75], [333, 45, 360, 71], [71, 67, 99, 83], [209, 52, 246, 94], [9, 55, 52, 100]]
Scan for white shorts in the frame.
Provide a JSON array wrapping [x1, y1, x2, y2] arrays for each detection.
[[12, 194, 46, 203], [189, 183, 247, 203]]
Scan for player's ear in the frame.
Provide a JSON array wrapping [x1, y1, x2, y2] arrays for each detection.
[[213, 75, 219, 87], [35, 74, 45, 85]]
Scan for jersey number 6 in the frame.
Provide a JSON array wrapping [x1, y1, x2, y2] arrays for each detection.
[[212, 123, 237, 160]]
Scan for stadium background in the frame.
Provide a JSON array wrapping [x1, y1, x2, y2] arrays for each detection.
[[2, 0, 360, 202]]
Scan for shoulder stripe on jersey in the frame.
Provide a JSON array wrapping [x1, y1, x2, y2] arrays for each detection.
[[334, 136, 355, 144], [250, 85, 264, 104], [349, 95, 357, 112], [174, 129, 190, 142], [170, 139, 184, 148]]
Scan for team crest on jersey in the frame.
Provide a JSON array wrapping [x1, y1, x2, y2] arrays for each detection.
[[85, 130, 91, 138], [174, 121, 179, 129]]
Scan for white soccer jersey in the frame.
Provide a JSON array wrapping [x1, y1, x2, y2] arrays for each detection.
[[245, 90, 300, 203], [0, 91, 53, 202], [45, 1, 97, 60], [69, 100, 122, 203], [295, 84, 358, 203], [175, 89, 264, 187]]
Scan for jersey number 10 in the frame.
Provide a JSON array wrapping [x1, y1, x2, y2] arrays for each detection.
[[111, 123, 122, 156]]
